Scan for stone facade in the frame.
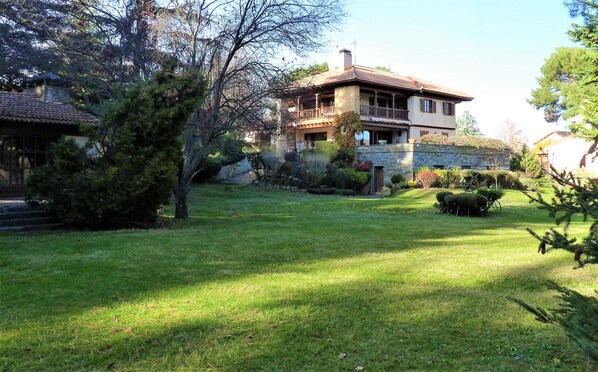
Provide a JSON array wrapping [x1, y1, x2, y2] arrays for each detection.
[[356, 143, 510, 190]]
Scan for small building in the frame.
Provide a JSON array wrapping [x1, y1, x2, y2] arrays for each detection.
[[0, 74, 98, 196]]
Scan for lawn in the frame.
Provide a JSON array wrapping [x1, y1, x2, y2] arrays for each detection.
[[1, 185, 596, 370]]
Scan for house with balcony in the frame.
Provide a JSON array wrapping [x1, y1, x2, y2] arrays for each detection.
[[274, 49, 474, 150]]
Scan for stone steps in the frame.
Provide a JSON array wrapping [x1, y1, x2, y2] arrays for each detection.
[[0, 204, 62, 232]]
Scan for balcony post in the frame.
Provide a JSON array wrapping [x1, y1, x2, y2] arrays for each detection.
[[391, 94, 395, 119], [374, 91, 378, 116], [315, 93, 320, 117]]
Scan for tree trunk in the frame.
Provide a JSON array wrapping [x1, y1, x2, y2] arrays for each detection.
[[174, 178, 191, 219]]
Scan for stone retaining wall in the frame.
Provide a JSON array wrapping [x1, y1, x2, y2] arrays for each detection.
[[356, 143, 510, 187]]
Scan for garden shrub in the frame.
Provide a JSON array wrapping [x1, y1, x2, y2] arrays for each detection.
[[418, 134, 509, 151], [354, 159, 373, 172], [336, 168, 370, 191], [306, 186, 336, 195], [435, 168, 461, 188], [476, 188, 505, 204], [443, 193, 489, 216], [435, 191, 454, 213], [335, 188, 356, 196], [303, 152, 330, 185], [27, 70, 204, 229], [407, 180, 418, 188], [417, 170, 439, 188], [314, 140, 339, 160], [390, 173, 405, 184], [518, 176, 540, 191], [333, 147, 356, 168]]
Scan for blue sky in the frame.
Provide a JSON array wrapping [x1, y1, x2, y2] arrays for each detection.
[[307, 0, 577, 142]]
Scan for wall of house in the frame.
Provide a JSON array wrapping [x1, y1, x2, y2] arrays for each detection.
[[334, 85, 360, 114], [408, 126, 455, 139], [356, 143, 510, 186], [407, 95, 456, 130]]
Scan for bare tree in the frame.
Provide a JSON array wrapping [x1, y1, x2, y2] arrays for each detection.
[[497, 119, 527, 154], [153, 0, 345, 218]]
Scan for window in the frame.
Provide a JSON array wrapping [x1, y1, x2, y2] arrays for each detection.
[[461, 165, 471, 170], [420, 130, 430, 137], [441, 131, 449, 137], [443, 102, 454, 116], [420, 98, 436, 113], [433, 165, 445, 170]]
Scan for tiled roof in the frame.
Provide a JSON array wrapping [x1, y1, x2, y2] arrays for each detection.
[[533, 130, 572, 145], [297, 65, 474, 101], [0, 91, 99, 127]]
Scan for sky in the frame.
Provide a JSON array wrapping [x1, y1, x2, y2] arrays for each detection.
[[306, 0, 577, 143]]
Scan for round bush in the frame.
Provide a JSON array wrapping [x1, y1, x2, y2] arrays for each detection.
[[444, 193, 489, 216], [417, 170, 439, 189]]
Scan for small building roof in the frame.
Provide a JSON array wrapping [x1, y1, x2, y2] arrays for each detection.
[[0, 91, 99, 127], [295, 65, 474, 102], [533, 130, 571, 145]]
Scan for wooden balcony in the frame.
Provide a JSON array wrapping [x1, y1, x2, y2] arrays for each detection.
[[297, 106, 336, 120], [360, 105, 408, 120]]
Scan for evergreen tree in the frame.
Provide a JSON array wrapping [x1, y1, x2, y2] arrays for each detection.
[[520, 0, 598, 362], [456, 111, 482, 136]]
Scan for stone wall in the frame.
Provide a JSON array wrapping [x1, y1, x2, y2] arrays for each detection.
[[356, 143, 510, 187]]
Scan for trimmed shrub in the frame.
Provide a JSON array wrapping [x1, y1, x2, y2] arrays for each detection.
[[417, 170, 439, 189], [307, 186, 336, 194], [476, 188, 505, 204], [336, 168, 370, 191], [390, 173, 405, 184], [314, 141, 339, 160], [444, 193, 489, 217], [333, 147, 356, 168], [435, 168, 461, 188], [435, 191, 454, 213]]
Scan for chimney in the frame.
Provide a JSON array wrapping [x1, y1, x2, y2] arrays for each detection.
[[338, 49, 352, 70], [24, 72, 71, 104]]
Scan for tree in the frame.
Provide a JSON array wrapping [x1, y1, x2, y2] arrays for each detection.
[[519, 0, 598, 362], [288, 63, 329, 81], [497, 119, 527, 153], [456, 111, 482, 136], [27, 70, 205, 228], [156, 0, 345, 219]]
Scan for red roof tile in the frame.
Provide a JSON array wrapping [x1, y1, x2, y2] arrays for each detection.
[[297, 65, 474, 102], [0, 91, 99, 127]]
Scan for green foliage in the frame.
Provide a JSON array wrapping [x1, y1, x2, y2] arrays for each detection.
[[435, 191, 454, 213], [456, 111, 482, 136], [314, 140, 339, 160], [333, 111, 362, 148], [476, 188, 505, 207], [27, 71, 205, 228], [192, 157, 223, 183], [333, 147, 356, 168], [522, 152, 543, 179], [390, 173, 405, 184], [511, 281, 598, 361], [287, 62, 329, 81], [434, 168, 461, 188], [443, 193, 489, 217], [419, 134, 509, 151], [336, 168, 370, 191], [374, 66, 391, 72], [417, 170, 439, 189]]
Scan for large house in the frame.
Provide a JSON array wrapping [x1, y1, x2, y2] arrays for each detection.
[[274, 49, 474, 150], [274, 50, 511, 193], [0, 74, 97, 197]]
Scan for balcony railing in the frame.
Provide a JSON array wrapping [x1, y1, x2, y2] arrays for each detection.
[[360, 105, 408, 120], [297, 106, 336, 120]]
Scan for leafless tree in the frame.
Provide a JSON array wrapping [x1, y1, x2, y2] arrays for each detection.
[[153, 0, 345, 218], [497, 119, 527, 154]]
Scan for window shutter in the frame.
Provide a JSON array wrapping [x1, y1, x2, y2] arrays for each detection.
[[432, 101, 437, 113], [420, 98, 424, 112]]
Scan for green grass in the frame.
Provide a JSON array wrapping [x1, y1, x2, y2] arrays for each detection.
[[1, 186, 596, 370]]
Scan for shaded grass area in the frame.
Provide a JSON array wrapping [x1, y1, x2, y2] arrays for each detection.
[[1, 186, 596, 370]]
